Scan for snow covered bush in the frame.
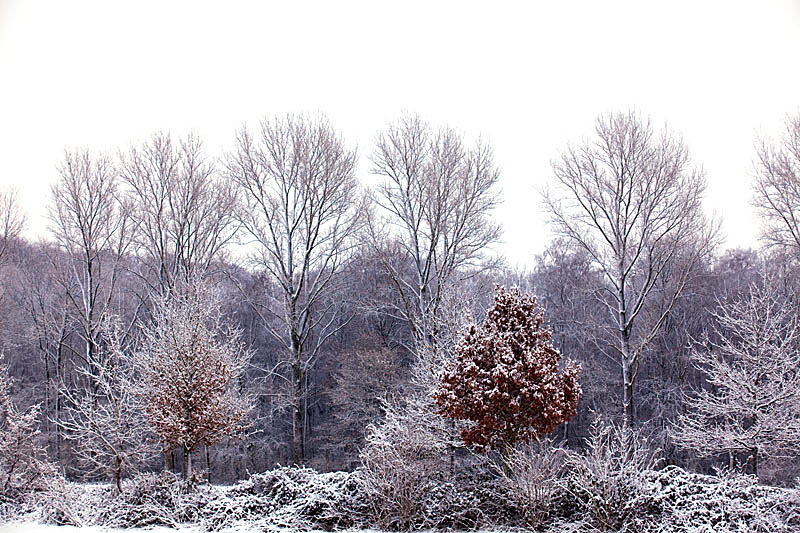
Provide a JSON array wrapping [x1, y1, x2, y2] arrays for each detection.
[[359, 397, 451, 531], [36, 477, 108, 527], [201, 466, 368, 531], [563, 418, 661, 531], [359, 389, 521, 531], [644, 465, 800, 532], [96, 471, 209, 528], [435, 286, 581, 471], [420, 463, 520, 530], [0, 355, 58, 513], [673, 281, 800, 482], [506, 438, 570, 528]]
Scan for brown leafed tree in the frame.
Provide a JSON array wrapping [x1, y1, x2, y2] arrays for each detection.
[[543, 110, 717, 424], [135, 280, 251, 481], [434, 286, 581, 470], [227, 113, 364, 465]]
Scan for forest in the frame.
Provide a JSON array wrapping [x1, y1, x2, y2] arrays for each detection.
[[2, 110, 800, 532]]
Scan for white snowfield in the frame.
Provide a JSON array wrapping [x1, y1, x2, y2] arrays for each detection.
[[1, 526, 384, 533], [1, 524, 267, 533], [1, 526, 198, 533]]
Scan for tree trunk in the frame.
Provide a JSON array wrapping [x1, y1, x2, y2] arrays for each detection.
[[183, 443, 192, 481], [56, 341, 63, 466], [114, 456, 122, 493], [292, 361, 304, 464], [502, 439, 512, 477], [205, 445, 211, 484], [165, 449, 174, 473], [288, 291, 306, 466], [622, 362, 634, 425], [618, 279, 635, 426]]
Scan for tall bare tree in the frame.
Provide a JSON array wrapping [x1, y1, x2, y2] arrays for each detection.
[[48, 150, 132, 387], [752, 113, 800, 256], [18, 244, 74, 464], [369, 114, 501, 350], [543, 111, 717, 423], [227, 113, 364, 464], [119, 133, 239, 296]]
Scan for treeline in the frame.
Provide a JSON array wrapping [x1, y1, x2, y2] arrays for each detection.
[[1, 110, 800, 489]]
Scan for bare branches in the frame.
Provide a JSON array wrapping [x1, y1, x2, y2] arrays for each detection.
[[0, 354, 56, 502], [57, 317, 153, 491], [752, 113, 800, 255], [227, 113, 365, 464], [0, 188, 25, 265], [672, 281, 800, 480], [369, 114, 502, 348], [120, 133, 239, 295], [543, 111, 717, 422], [49, 149, 133, 376]]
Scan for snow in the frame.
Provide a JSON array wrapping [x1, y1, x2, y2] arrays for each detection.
[[0, 525, 201, 533]]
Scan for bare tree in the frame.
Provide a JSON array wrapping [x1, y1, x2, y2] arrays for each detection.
[[227, 113, 364, 465], [134, 279, 251, 481], [119, 132, 239, 296], [543, 111, 717, 423], [57, 316, 152, 492], [369, 114, 502, 350], [672, 281, 800, 480], [752, 113, 800, 255], [0, 187, 25, 265], [18, 244, 74, 465], [0, 354, 56, 503], [48, 149, 133, 383], [326, 343, 407, 464]]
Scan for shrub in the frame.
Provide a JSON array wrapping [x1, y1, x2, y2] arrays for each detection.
[[645, 465, 800, 532], [506, 439, 569, 528], [563, 418, 661, 531], [201, 466, 369, 531]]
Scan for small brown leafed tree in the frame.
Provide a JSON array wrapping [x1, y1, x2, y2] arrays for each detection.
[[135, 281, 250, 481], [434, 286, 581, 470]]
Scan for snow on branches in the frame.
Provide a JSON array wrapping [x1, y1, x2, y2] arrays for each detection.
[[672, 281, 800, 480], [434, 286, 581, 454], [134, 280, 251, 480], [57, 317, 152, 492], [0, 354, 56, 503]]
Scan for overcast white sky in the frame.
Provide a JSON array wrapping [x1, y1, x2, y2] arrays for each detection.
[[1, 0, 799, 267]]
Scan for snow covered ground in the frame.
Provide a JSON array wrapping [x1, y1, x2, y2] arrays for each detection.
[[1, 525, 384, 533], [1, 525, 202, 533]]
